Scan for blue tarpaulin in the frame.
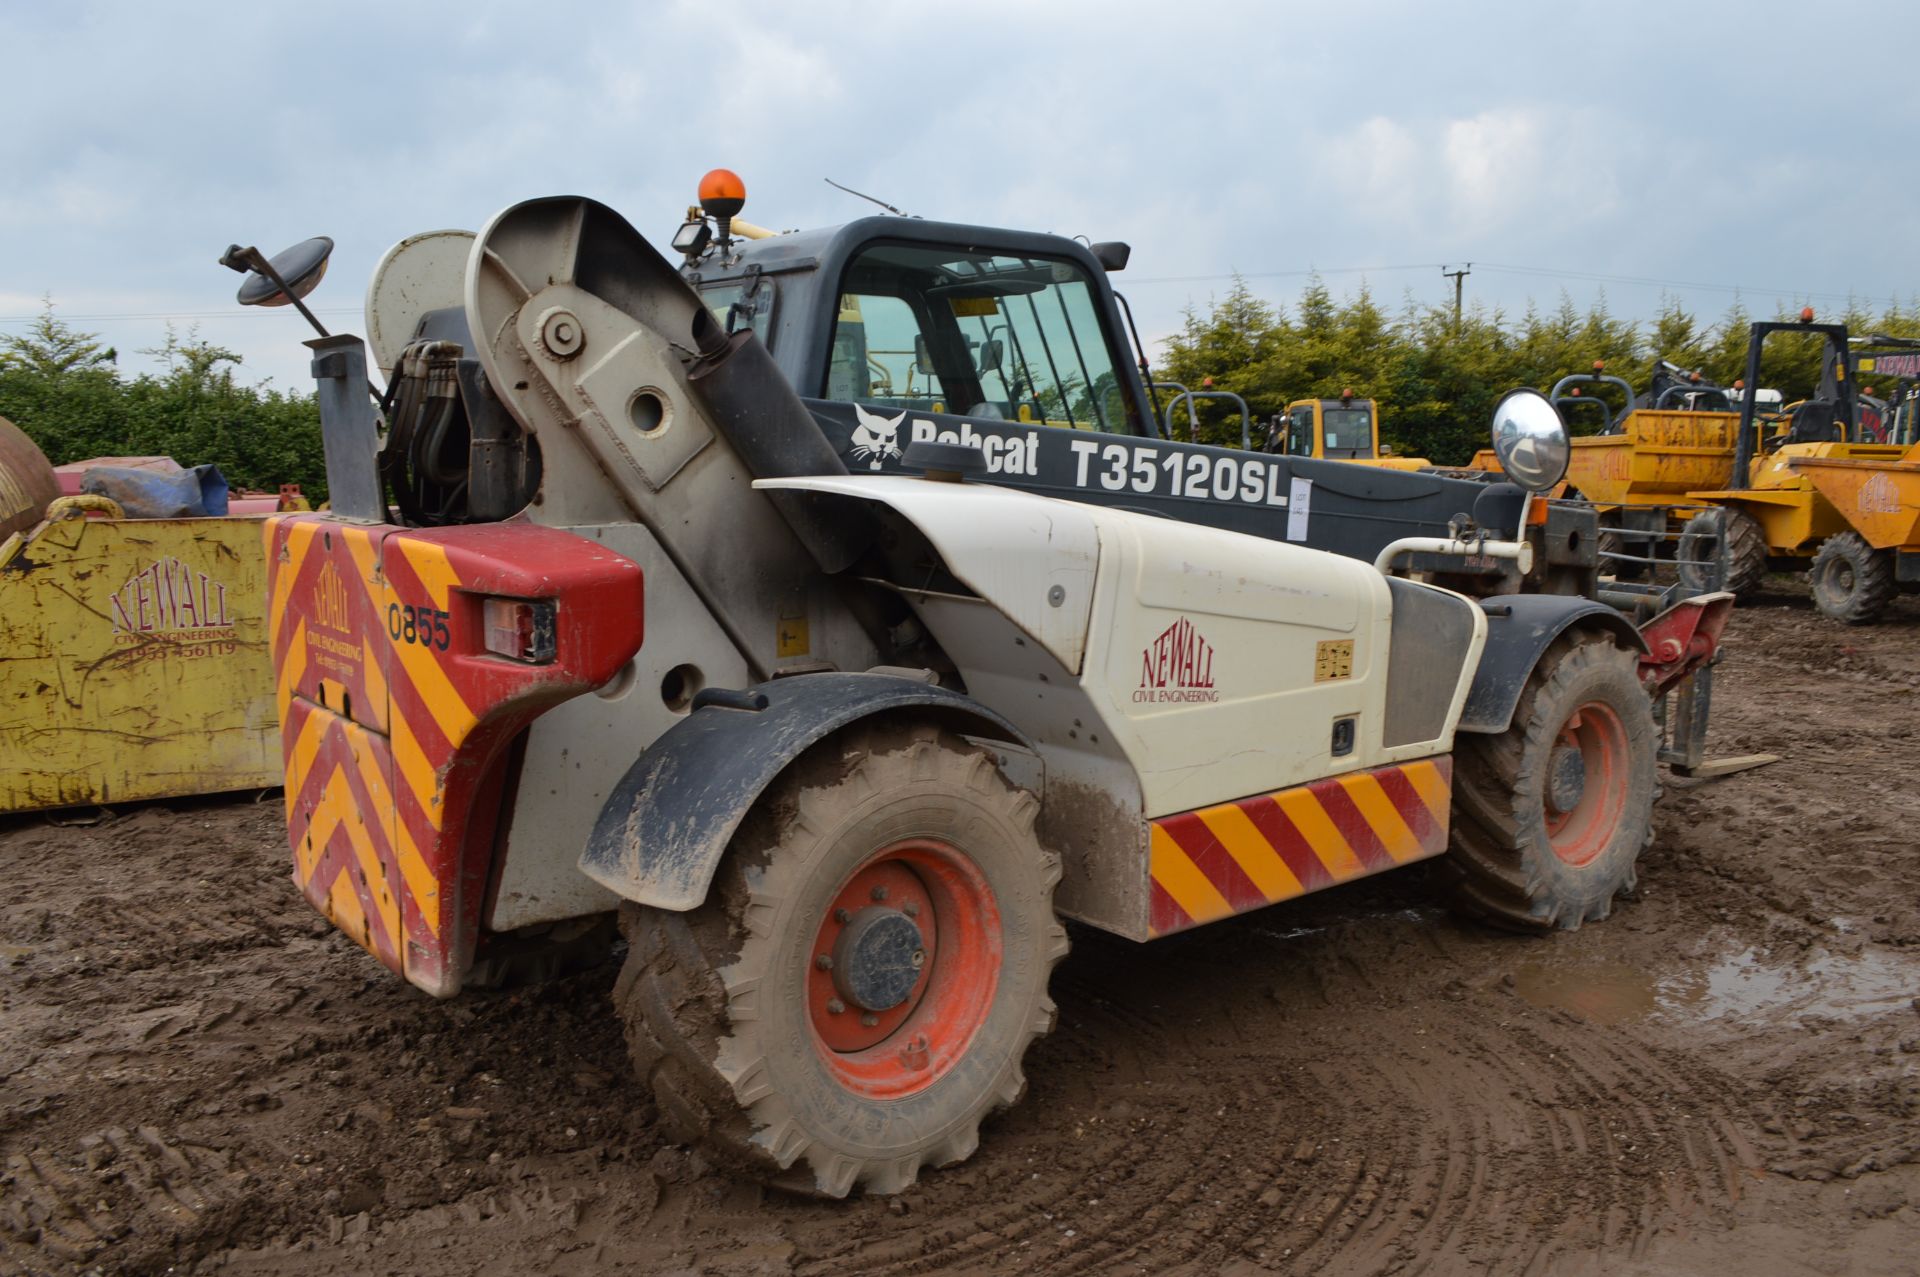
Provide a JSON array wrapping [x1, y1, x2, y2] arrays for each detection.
[[79, 465, 230, 518]]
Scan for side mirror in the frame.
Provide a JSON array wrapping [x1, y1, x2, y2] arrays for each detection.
[[222, 236, 335, 308], [914, 333, 932, 370], [1489, 388, 1570, 492], [1091, 241, 1131, 272]]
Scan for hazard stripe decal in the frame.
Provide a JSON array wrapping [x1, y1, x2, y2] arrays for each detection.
[[1148, 757, 1453, 937], [265, 512, 646, 996]]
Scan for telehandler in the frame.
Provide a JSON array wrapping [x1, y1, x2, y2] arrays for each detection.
[[246, 174, 1729, 1196]]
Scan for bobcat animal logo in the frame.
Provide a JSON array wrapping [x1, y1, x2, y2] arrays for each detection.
[[849, 402, 907, 471]]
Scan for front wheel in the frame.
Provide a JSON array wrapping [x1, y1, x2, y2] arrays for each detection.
[[1445, 634, 1658, 931], [615, 722, 1067, 1197], [1809, 531, 1896, 624]]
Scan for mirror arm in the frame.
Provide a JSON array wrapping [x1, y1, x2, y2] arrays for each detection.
[[1373, 533, 1534, 577], [223, 242, 383, 403]]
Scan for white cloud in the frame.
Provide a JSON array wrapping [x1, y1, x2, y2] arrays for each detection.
[[1314, 105, 1623, 243]]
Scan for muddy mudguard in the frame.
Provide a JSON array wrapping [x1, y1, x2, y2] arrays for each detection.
[[1457, 595, 1646, 734], [580, 672, 1031, 911]]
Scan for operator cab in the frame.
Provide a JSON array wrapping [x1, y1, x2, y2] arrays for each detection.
[[1277, 393, 1379, 460], [663, 173, 1578, 582], [681, 215, 1149, 441]]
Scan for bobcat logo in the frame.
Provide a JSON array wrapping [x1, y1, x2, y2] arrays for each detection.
[[849, 402, 906, 471]]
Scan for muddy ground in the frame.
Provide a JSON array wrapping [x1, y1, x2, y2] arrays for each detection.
[[5, 579, 1920, 1276]]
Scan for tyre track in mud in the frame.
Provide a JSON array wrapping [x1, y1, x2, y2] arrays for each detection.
[[780, 909, 1769, 1276]]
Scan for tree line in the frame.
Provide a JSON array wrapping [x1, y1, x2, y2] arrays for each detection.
[[7, 283, 1918, 500], [0, 305, 326, 500], [1154, 279, 1920, 463]]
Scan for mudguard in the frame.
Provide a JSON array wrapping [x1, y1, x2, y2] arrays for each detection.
[[1457, 595, 1646, 734], [580, 672, 1032, 910]]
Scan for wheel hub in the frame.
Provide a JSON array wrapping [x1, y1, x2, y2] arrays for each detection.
[[831, 907, 926, 1012], [1544, 700, 1630, 868], [1546, 743, 1586, 815], [804, 838, 1004, 1100]]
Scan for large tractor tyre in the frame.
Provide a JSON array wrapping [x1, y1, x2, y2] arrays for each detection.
[[1445, 635, 1658, 932], [1808, 532, 1897, 624], [1677, 508, 1767, 597], [614, 722, 1068, 1198], [1597, 530, 1649, 582]]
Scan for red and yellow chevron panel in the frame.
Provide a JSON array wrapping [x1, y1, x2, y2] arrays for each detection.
[[266, 515, 645, 996], [1148, 757, 1453, 937]]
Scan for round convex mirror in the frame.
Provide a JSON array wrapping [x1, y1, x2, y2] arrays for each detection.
[[236, 236, 335, 308], [1489, 388, 1571, 492]]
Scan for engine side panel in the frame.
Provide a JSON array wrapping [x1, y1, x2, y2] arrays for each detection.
[[1082, 514, 1398, 817]]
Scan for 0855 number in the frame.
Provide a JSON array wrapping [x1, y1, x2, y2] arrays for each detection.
[[388, 602, 450, 650]]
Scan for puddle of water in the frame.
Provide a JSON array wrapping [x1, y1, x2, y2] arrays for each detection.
[[1511, 946, 1920, 1026], [1510, 962, 1657, 1026], [1659, 947, 1920, 1022]]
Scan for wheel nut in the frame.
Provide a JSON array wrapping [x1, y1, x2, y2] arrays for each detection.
[[902, 902, 920, 917], [871, 885, 889, 902], [861, 1013, 879, 1027], [815, 954, 833, 970], [826, 998, 845, 1015], [834, 908, 851, 924], [910, 949, 926, 968]]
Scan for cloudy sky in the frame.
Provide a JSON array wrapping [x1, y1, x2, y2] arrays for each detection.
[[3, 0, 1913, 392]]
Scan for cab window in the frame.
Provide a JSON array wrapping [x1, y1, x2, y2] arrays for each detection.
[[696, 276, 777, 342], [1287, 405, 1315, 456], [825, 242, 1139, 433], [1322, 405, 1374, 456]]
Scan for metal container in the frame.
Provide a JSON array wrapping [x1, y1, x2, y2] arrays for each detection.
[[1564, 410, 1740, 506], [0, 514, 279, 812], [1793, 447, 1920, 549]]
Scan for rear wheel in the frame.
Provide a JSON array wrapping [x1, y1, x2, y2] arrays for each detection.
[[1445, 635, 1657, 932], [1677, 508, 1767, 597], [615, 722, 1067, 1197], [1809, 531, 1896, 624]]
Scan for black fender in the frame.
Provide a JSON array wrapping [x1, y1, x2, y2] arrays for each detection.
[[579, 672, 1033, 911], [1457, 595, 1647, 734]]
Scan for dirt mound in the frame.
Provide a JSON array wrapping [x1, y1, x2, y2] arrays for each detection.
[[3, 575, 1918, 1274]]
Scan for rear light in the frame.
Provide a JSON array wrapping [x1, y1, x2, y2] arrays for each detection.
[[482, 597, 557, 664]]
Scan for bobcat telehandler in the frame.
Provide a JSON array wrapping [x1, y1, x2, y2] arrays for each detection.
[[241, 173, 1730, 1197]]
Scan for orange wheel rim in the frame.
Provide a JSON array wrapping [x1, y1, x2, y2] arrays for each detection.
[[806, 839, 1001, 1099], [1542, 701, 1629, 868]]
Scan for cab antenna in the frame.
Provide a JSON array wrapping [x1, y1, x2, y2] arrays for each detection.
[[824, 177, 911, 217]]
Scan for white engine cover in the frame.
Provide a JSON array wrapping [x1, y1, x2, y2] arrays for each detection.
[[758, 475, 1484, 819]]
